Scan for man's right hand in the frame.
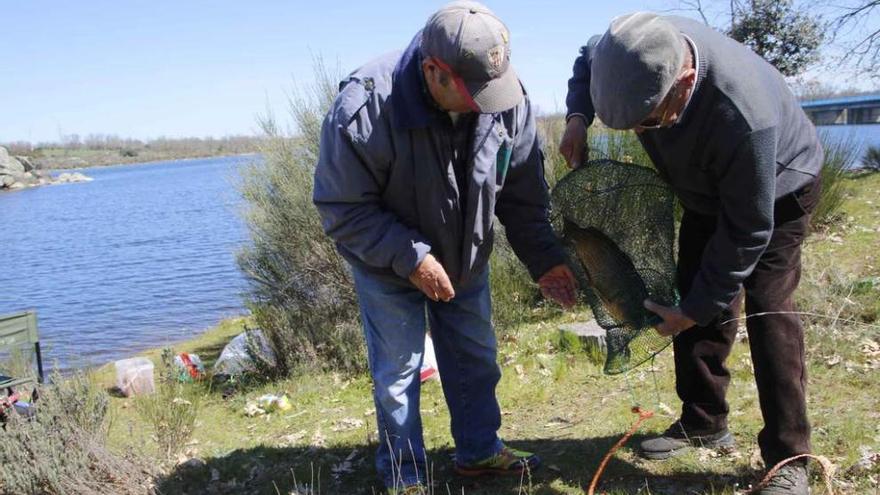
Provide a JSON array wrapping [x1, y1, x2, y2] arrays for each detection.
[[409, 254, 456, 302], [558, 116, 589, 169]]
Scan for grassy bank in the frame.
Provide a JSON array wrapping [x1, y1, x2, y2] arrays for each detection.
[[85, 171, 880, 494], [30, 148, 259, 170]]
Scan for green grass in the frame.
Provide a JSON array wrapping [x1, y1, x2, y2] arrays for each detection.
[[102, 311, 879, 494]]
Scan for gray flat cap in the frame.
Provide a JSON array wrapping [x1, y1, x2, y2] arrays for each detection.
[[421, 1, 522, 113], [590, 12, 685, 129]]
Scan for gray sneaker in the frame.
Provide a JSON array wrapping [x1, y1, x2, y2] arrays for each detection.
[[639, 421, 735, 460], [758, 463, 810, 495]]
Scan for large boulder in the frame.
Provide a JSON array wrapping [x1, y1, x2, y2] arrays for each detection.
[[1, 171, 38, 189], [1, 156, 25, 174], [15, 156, 35, 172], [0, 146, 8, 167], [0, 174, 15, 188], [15, 172, 39, 186]]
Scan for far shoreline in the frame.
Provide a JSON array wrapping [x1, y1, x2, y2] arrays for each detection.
[[44, 152, 262, 173], [38, 151, 260, 172]]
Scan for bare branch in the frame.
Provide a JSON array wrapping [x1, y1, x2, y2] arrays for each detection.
[[679, 0, 711, 24]]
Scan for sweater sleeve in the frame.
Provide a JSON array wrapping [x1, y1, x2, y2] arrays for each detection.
[[565, 35, 602, 125], [679, 127, 777, 325]]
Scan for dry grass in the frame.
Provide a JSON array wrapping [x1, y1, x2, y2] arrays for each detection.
[[0, 372, 154, 495]]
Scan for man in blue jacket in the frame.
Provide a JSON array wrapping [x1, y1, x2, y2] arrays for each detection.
[[559, 12, 822, 495], [314, 2, 577, 492]]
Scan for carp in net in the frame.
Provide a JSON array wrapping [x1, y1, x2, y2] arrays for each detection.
[[552, 159, 679, 375]]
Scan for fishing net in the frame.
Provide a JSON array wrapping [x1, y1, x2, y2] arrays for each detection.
[[552, 160, 678, 375]]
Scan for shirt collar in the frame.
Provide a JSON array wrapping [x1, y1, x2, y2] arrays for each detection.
[[675, 34, 704, 126]]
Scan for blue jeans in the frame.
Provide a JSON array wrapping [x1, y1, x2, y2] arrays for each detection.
[[351, 265, 503, 488]]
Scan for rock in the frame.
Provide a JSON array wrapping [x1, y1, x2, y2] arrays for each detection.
[[560, 320, 606, 337], [559, 320, 608, 351], [1, 156, 25, 174], [14, 156, 35, 172], [55, 172, 92, 184], [0, 153, 92, 191]]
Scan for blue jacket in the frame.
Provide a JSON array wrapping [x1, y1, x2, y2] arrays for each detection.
[[314, 34, 565, 287]]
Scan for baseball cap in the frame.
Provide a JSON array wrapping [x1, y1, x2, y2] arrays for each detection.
[[590, 12, 686, 129], [420, 1, 522, 113]]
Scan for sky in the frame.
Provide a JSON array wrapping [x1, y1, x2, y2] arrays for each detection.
[[0, 1, 872, 143]]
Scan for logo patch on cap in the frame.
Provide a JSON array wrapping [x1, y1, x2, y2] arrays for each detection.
[[487, 45, 506, 73]]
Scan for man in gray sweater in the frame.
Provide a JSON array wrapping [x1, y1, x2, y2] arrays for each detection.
[[559, 12, 822, 494]]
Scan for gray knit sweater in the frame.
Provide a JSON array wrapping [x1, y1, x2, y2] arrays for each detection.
[[566, 15, 823, 325]]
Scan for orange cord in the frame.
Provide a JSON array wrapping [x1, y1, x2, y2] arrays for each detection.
[[585, 411, 835, 495], [586, 407, 655, 495], [748, 453, 836, 495]]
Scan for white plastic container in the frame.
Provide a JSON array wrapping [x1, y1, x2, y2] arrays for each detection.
[[114, 357, 155, 397]]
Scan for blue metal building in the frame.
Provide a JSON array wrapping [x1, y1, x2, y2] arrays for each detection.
[[800, 94, 880, 125]]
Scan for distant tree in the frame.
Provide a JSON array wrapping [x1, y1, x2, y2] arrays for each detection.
[[789, 79, 870, 100], [728, 0, 825, 76], [60, 133, 82, 150], [831, 1, 880, 79], [677, 0, 825, 76]]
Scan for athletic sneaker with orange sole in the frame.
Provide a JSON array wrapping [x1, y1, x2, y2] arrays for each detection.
[[454, 445, 541, 477]]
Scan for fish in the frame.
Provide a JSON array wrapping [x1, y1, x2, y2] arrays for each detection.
[[565, 221, 650, 328]]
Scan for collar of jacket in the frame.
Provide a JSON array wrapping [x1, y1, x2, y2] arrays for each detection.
[[391, 31, 445, 130]]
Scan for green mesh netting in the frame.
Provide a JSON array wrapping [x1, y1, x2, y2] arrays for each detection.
[[552, 160, 679, 375]]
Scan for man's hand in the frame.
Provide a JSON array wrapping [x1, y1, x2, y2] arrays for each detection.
[[558, 116, 589, 169], [538, 264, 579, 308], [409, 254, 456, 302], [643, 300, 696, 337]]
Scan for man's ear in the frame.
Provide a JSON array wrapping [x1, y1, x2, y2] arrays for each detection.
[[681, 67, 697, 86], [422, 58, 438, 80]]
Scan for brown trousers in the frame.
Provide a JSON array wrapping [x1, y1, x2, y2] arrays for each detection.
[[674, 179, 820, 466]]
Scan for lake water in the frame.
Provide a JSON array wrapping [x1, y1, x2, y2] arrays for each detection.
[[0, 156, 252, 371], [816, 124, 880, 165]]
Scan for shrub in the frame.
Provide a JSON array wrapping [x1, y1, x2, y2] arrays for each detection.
[[587, 127, 652, 166], [812, 132, 858, 230], [489, 226, 541, 332], [237, 60, 365, 375], [864, 145, 880, 171], [134, 348, 201, 460], [0, 372, 152, 494], [537, 118, 650, 184]]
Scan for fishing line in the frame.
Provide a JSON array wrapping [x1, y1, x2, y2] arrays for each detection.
[[721, 311, 880, 330]]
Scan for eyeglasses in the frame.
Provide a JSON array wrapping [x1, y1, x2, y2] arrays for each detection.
[[637, 79, 683, 130]]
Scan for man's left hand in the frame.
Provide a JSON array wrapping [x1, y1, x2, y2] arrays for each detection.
[[538, 264, 578, 308], [643, 300, 696, 337]]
